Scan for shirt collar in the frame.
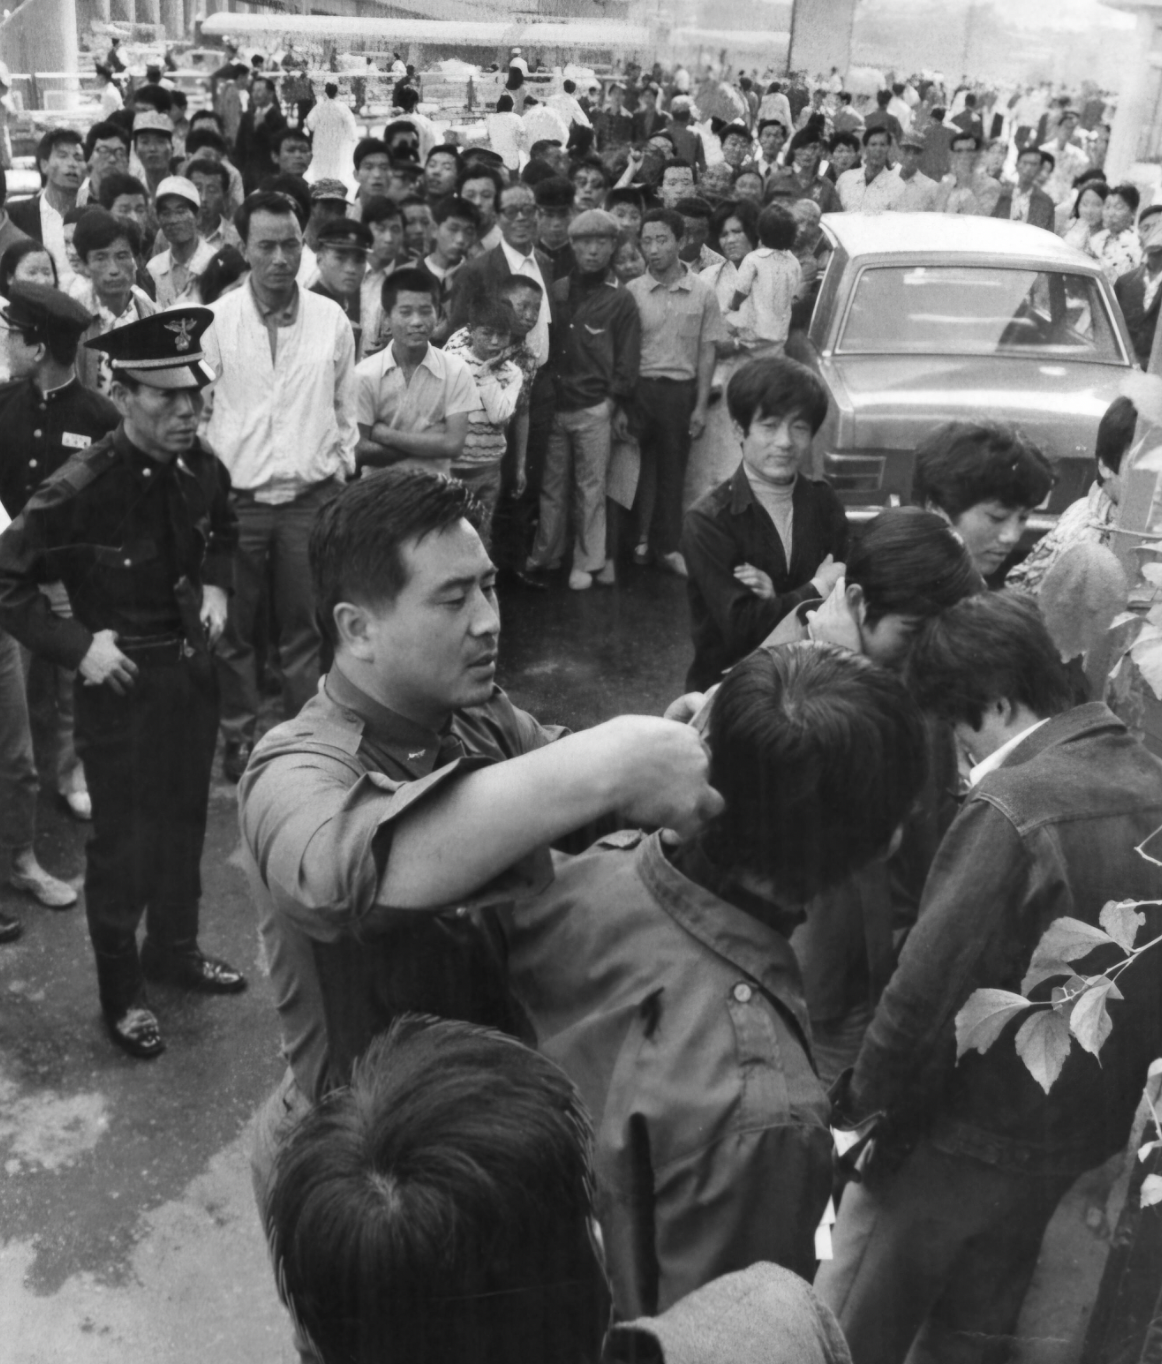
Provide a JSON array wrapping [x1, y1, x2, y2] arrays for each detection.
[[968, 718, 1049, 787], [635, 833, 813, 1040], [324, 663, 448, 776], [500, 237, 540, 274], [248, 278, 300, 326], [380, 340, 440, 375], [645, 268, 693, 292]]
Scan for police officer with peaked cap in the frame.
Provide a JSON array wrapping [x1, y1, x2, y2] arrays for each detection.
[[0, 305, 244, 1058]]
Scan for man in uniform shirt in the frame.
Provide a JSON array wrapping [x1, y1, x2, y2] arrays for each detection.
[[310, 218, 371, 358], [0, 307, 245, 1058], [895, 133, 940, 212], [241, 468, 721, 1220], [0, 285, 120, 942]]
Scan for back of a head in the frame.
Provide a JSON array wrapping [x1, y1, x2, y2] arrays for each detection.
[[907, 590, 1076, 729], [703, 645, 928, 903], [267, 1017, 609, 1364], [1096, 395, 1138, 474], [847, 508, 983, 625]]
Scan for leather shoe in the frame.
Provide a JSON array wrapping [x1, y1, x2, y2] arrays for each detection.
[[141, 944, 248, 995], [0, 912, 23, 944], [105, 1005, 165, 1060], [222, 740, 253, 785]]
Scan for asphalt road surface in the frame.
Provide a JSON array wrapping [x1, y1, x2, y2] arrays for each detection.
[[0, 566, 1129, 1363]]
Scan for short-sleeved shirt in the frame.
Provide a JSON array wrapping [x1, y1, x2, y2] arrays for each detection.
[[626, 269, 727, 381], [734, 247, 800, 349], [238, 664, 563, 1102], [501, 829, 833, 1318], [354, 340, 482, 475], [836, 165, 905, 213]]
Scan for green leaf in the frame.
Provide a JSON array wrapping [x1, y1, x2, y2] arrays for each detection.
[[1099, 899, 1148, 952], [1022, 958, 1074, 994], [1032, 917, 1117, 965], [1069, 976, 1121, 1057], [954, 988, 1033, 1060], [1141, 1174, 1162, 1209], [1015, 1008, 1073, 1094], [1146, 1057, 1162, 1111]]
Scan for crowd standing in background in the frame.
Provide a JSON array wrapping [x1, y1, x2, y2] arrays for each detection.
[[1, 46, 1162, 1364]]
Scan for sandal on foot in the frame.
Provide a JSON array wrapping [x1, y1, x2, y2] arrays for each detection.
[[105, 1005, 166, 1060]]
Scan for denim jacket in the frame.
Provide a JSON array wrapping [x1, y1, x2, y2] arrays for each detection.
[[847, 704, 1162, 1175]]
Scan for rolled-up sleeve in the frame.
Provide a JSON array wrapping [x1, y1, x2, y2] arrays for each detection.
[[240, 746, 554, 939]]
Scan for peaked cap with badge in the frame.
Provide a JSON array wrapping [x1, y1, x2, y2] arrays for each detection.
[[83, 306, 216, 390]]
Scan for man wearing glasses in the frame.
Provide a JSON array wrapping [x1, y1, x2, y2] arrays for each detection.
[[77, 122, 129, 209]]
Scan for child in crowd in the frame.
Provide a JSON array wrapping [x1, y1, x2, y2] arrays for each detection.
[[444, 297, 525, 535], [729, 202, 801, 356]]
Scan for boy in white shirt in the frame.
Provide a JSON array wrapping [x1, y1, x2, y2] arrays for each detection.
[[729, 203, 801, 357]]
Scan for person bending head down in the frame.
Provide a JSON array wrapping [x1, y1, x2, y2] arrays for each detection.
[[267, 1016, 611, 1364], [912, 420, 1054, 578], [699, 643, 928, 905]]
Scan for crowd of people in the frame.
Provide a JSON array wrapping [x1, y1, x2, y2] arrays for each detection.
[[0, 50, 1161, 1364]]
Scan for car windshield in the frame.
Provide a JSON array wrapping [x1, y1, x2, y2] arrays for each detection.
[[837, 264, 1123, 361]]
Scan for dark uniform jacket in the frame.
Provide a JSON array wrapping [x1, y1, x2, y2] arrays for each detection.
[[847, 704, 1162, 1176], [0, 426, 235, 669], [680, 466, 849, 692], [0, 376, 119, 520], [549, 270, 641, 412], [1115, 263, 1162, 368], [235, 104, 289, 192]]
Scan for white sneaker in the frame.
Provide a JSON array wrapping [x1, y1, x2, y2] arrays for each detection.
[[659, 551, 688, 579], [10, 858, 77, 910], [568, 568, 593, 591], [62, 790, 92, 821], [596, 559, 617, 587]]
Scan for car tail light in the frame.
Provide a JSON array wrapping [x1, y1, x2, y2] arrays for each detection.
[[823, 452, 886, 493]]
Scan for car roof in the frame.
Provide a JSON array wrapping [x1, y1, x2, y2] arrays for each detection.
[[820, 211, 1100, 270]]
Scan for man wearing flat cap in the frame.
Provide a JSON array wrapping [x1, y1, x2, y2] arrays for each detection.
[[0, 305, 244, 1059], [311, 217, 371, 357], [129, 109, 174, 200], [895, 131, 940, 212], [0, 284, 120, 943], [148, 175, 218, 308], [527, 207, 640, 591]]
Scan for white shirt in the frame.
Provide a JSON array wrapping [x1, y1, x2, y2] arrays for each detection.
[[39, 194, 76, 291], [487, 112, 527, 170], [101, 83, 123, 117], [147, 236, 218, 309], [1010, 187, 1032, 222], [305, 96, 360, 186], [836, 165, 905, 213], [547, 91, 591, 129], [968, 720, 1049, 787], [897, 171, 939, 212], [499, 238, 550, 366], [354, 341, 481, 476], [203, 283, 358, 500]]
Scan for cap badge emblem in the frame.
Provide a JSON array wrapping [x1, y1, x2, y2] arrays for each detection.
[[164, 318, 196, 351]]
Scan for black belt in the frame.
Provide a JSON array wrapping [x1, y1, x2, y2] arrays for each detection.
[[117, 633, 198, 666]]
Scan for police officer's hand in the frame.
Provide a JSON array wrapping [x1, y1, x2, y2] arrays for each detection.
[[79, 630, 139, 694], [607, 716, 724, 840], [200, 584, 229, 647]]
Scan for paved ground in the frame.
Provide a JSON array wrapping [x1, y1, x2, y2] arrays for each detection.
[[0, 565, 1129, 1363]]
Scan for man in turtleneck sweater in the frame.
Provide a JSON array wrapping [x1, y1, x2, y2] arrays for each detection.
[[680, 355, 850, 692], [527, 209, 641, 591]]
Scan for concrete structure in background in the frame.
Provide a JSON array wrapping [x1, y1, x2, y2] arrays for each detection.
[[789, 0, 857, 77], [1102, 0, 1162, 183], [0, 0, 79, 89]]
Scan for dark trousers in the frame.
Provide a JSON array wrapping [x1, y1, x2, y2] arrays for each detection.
[[216, 482, 335, 746], [816, 1137, 1077, 1364], [634, 377, 697, 556], [74, 652, 219, 1015]]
